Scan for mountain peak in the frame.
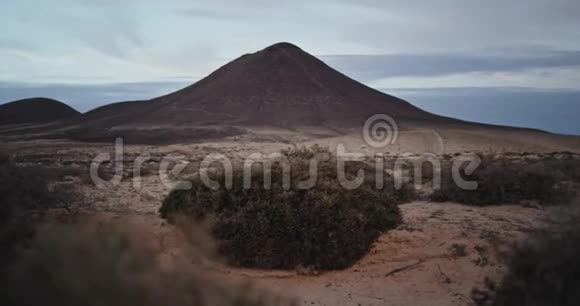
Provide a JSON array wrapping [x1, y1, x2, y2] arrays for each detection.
[[263, 42, 303, 53], [74, 42, 436, 131]]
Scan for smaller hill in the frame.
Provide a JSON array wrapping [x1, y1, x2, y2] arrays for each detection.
[[0, 98, 80, 125]]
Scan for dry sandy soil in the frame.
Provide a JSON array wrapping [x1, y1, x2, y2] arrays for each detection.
[[80, 202, 566, 306], [2, 128, 580, 306]]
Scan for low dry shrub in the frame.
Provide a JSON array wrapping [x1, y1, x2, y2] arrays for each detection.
[[431, 157, 574, 206], [0, 161, 74, 270], [0, 223, 293, 306], [537, 158, 580, 183], [472, 214, 580, 306], [0, 164, 56, 219], [160, 146, 409, 270]]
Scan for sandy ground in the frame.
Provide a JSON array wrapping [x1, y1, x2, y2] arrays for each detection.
[[3, 124, 580, 156], [3, 128, 580, 305], [248, 202, 552, 306], [83, 201, 563, 306]]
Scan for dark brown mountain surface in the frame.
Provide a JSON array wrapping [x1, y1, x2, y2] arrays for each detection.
[[73, 42, 455, 129], [0, 98, 80, 125], [4, 43, 579, 150]]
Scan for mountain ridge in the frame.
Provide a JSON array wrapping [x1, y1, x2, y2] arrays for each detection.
[[1, 43, 566, 145], [0, 97, 80, 125], [65, 42, 443, 128]]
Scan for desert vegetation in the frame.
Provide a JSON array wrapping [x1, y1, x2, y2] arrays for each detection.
[[0, 152, 293, 306], [472, 210, 580, 306], [160, 146, 412, 270], [0, 223, 294, 306], [431, 154, 578, 206], [0, 155, 72, 267]]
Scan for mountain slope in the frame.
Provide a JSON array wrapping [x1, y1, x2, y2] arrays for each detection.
[[78, 42, 449, 129], [0, 98, 80, 125], [26, 42, 575, 148]]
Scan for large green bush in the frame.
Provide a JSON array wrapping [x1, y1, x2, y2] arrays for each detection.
[[160, 147, 409, 270]]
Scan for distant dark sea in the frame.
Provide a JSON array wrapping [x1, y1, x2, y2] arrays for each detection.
[[1, 82, 578, 136], [390, 87, 580, 136]]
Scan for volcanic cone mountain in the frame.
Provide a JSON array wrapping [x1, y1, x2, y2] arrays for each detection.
[[0, 43, 580, 153], [29, 42, 580, 150], [78, 42, 449, 129]]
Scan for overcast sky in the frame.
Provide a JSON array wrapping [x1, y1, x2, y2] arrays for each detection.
[[1, 0, 579, 134]]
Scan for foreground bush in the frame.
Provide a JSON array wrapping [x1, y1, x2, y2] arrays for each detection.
[[160, 146, 408, 270], [431, 156, 574, 206], [0, 224, 293, 306], [0, 156, 290, 306], [0, 161, 57, 220], [539, 158, 580, 183], [472, 216, 580, 306], [0, 159, 70, 268]]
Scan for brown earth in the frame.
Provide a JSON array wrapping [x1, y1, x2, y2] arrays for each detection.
[[3, 138, 580, 305], [75, 199, 572, 306], [68, 42, 440, 128], [0, 97, 80, 125]]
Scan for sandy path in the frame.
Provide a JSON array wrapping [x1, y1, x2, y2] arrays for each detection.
[[86, 201, 556, 306], [227, 202, 550, 306]]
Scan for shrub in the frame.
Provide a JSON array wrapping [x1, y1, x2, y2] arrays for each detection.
[[160, 146, 407, 270], [0, 161, 72, 271], [0, 223, 293, 306], [472, 217, 580, 306], [431, 157, 574, 206], [0, 158, 289, 306], [0, 164, 56, 220], [537, 158, 580, 183]]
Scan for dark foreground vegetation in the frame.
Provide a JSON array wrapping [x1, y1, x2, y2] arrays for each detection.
[[0, 154, 293, 306], [161, 149, 580, 270], [432, 154, 579, 206], [472, 211, 580, 306], [464, 153, 580, 306], [0, 155, 69, 267], [0, 223, 293, 306], [161, 146, 413, 270], [4, 147, 580, 305]]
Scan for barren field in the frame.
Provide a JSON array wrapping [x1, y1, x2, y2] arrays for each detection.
[[3, 128, 579, 306]]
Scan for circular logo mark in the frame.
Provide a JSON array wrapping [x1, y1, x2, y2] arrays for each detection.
[[363, 114, 399, 148]]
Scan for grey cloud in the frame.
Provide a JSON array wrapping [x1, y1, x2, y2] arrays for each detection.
[[322, 49, 580, 81], [334, 0, 580, 53], [177, 8, 251, 20]]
